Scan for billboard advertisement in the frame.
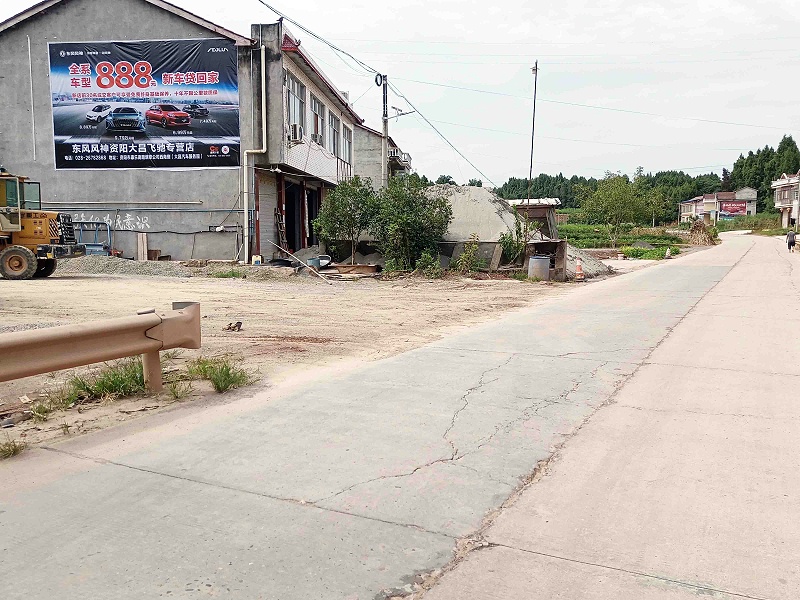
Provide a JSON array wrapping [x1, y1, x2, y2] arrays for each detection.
[[48, 39, 239, 170], [719, 201, 747, 219]]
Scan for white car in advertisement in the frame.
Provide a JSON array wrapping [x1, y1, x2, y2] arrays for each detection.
[[85, 104, 112, 122]]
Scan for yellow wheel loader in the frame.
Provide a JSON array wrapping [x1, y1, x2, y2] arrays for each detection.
[[0, 169, 85, 280]]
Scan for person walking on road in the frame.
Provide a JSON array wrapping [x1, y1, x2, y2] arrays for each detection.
[[788, 230, 797, 253]]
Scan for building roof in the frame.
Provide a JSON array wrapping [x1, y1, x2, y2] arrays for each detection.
[[0, 0, 254, 45], [282, 32, 363, 125], [355, 123, 400, 149], [508, 198, 561, 207]]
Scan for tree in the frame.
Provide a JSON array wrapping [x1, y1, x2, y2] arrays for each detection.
[[435, 175, 456, 185], [313, 175, 376, 264], [370, 176, 453, 271], [467, 178, 483, 187], [721, 168, 733, 192], [580, 173, 646, 247]]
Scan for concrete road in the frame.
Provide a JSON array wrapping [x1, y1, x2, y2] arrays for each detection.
[[0, 234, 773, 599], [424, 232, 799, 599]]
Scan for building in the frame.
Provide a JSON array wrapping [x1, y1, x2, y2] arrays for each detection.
[[0, 0, 382, 261], [353, 124, 412, 188], [679, 188, 756, 224], [771, 172, 800, 228], [507, 198, 560, 239]]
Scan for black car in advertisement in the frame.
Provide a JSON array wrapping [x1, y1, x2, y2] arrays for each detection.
[[48, 38, 240, 170], [105, 107, 146, 132]]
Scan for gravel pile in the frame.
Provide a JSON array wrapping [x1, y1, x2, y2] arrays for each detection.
[[58, 256, 191, 277], [566, 244, 613, 279]]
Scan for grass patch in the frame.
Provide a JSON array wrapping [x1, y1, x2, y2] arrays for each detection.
[[559, 224, 684, 249], [752, 228, 792, 237], [211, 269, 246, 279], [168, 380, 193, 400], [620, 245, 681, 260], [32, 358, 146, 421], [188, 356, 253, 393], [510, 271, 541, 282], [715, 214, 780, 232], [1, 435, 26, 459]]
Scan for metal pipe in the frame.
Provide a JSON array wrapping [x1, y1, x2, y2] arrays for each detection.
[[242, 44, 269, 265], [27, 35, 36, 161], [0, 302, 201, 391]]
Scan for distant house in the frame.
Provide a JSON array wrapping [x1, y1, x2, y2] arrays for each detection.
[[771, 172, 800, 228], [353, 124, 411, 188], [679, 188, 756, 224]]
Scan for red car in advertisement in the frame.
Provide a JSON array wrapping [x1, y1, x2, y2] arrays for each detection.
[[146, 104, 191, 128]]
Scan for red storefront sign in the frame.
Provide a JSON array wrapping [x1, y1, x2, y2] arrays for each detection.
[[719, 201, 747, 215]]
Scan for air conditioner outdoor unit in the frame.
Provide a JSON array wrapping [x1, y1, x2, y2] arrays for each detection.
[[289, 123, 304, 142], [310, 133, 323, 145]]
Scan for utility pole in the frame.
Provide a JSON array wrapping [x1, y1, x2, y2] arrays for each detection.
[[377, 73, 389, 189], [526, 61, 539, 204]]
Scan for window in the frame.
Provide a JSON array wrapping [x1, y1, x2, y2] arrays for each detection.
[[286, 72, 306, 130], [342, 126, 353, 164], [310, 95, 326, 147], [329, 113, 341, 158]]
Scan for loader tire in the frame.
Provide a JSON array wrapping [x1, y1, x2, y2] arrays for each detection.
[[33, 258, 57, 278], [0, 246, 38, 280]]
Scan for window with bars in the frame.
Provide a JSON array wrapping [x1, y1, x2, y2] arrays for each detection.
[[286, 72, 306, 131], [310, 95, 326, 147], [329, 113, 341, 158], [342, 126, 353, 164]]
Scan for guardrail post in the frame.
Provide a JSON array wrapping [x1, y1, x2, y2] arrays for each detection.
[[142, 351, 163, 392]]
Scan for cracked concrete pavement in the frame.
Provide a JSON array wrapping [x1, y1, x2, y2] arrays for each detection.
[[0, 234, 759, 599], [423, 232, 800, 600]]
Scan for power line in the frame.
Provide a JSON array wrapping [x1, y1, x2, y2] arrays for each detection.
[[389, 81, 497, 186], [254, 0, 377, 75], [392, 77, 789, 130], [253, 0, 496, 184]]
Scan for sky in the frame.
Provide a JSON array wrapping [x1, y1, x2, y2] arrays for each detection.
[[3, 0, 800, 186]]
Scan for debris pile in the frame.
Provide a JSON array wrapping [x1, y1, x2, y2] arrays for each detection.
[[566, 245, 612, 279], [428, 185, 517, 242], [688, 220, 717, 246], [59, 255, 191, 277]]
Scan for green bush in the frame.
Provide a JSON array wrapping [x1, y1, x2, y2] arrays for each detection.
[[452, 234, 486, 274], [415, 250, 443, 279], [370, 175, 453, 270]]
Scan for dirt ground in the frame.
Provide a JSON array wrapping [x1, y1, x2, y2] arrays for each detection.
[[0, 270, 570, 449]]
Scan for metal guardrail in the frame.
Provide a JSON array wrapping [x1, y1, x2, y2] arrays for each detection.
[[0, 302, 201, 392]]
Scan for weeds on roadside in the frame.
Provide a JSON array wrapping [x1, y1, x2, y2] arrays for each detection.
[[187, 356, 253, 393], [415, 250, 443, 279], [453, 234, 487, 274], [1, 435, 25, 459], [60, 422, 72, 436], [32, 358, 146, 422], [510, 272, 541, 282], [211, 269, 246, 279], [168, 380, 193, 400]]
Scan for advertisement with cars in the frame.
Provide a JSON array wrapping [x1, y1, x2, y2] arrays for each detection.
[[48, 38, 240, 170], [719, 201, 747, 219]]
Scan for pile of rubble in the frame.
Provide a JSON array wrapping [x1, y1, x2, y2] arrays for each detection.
[[428, 185, 518, 242], [566, 245, 612, 279], [58, 255, 191, 277]]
